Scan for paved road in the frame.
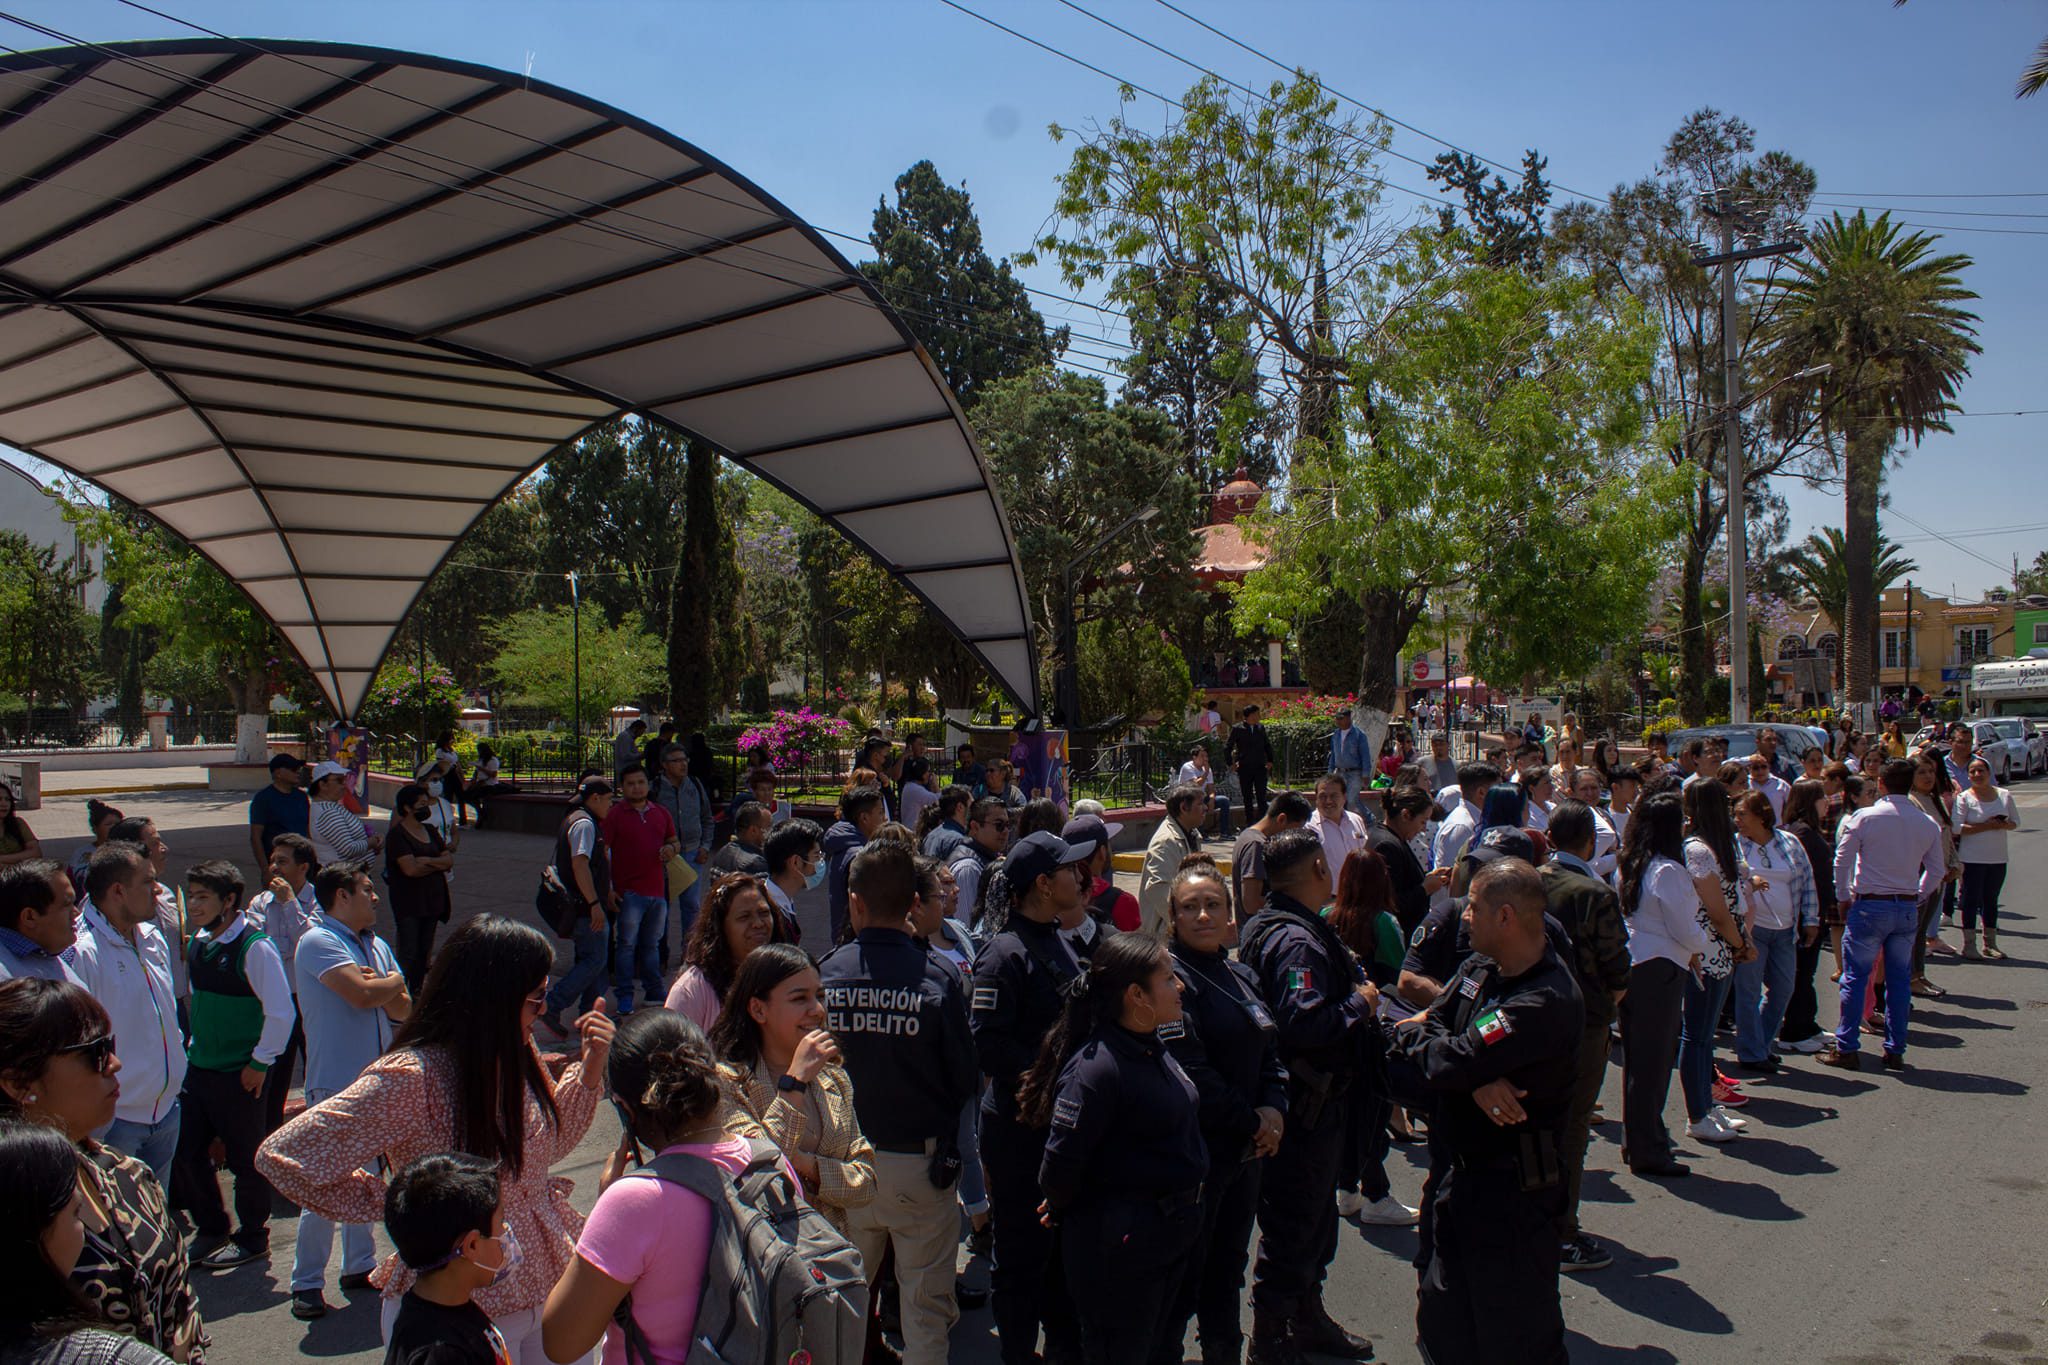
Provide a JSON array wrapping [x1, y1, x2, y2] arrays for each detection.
[[38, 786, 2048, 1364]]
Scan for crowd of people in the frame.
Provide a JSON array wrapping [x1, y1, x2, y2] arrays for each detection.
[[0, 707, 2020, 1365]]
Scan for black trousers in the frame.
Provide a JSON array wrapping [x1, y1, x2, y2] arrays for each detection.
[[1155, 1157, 1262, 1365], [980, 1112, 1078, 1365], [394, 916, 438, 993], [1335, 1085, 1393, 1202], [1063, 1195, 1201, 1365], [261, 1010, 303, 1135], [1237, 768, 1271, 820], [1252, 1079, 1346, 1314], [1415, 1164, 1567, 1365], [171, 1065, 273, 1249], [1780, 930, 1826, 1043], [1619, 958, 1685, 1167], [1556, 1019, 1611, 1239]]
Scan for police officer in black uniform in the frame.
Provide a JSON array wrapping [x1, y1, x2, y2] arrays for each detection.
[[970, 829, 1093, 1365], [1392, 855, 1584, 1365], [819, 840, 979, 1365], [1237, 827, 1378, 1365], [1159, 854, 1286, 1365], [1396, 828, 1572, 1009], [1025, 932, 1208, 1365]]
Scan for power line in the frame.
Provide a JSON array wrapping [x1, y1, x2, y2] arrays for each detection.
[[1812, 200, 2048, 221], [1887, 506, 2023, 579]]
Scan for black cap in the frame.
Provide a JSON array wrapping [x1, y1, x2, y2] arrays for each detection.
[[268, 753, 305, 772], [1006, 830, 1090, 890], [1470, 827, 1538, 866]]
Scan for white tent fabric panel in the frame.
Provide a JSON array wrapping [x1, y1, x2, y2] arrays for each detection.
[[0, 39, 1038, 717]]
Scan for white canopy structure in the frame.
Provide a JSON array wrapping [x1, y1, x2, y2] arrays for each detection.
[[0, 38, 1038, 718]]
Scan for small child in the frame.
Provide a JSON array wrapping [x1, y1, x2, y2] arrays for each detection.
[[383, 1153, 516, 1365]]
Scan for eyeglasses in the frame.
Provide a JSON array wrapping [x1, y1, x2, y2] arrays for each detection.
[[524, 986, 548, 1008], [56, 1033, 116, 1075]]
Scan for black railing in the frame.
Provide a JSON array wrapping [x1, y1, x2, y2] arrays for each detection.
[[0, 709, 243, 753]]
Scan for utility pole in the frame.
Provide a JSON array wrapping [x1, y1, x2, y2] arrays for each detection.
[[1694, 206, 1802, 725], [568, 570, 581, 770]]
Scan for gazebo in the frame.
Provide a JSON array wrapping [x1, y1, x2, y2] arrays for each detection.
[[0, 38, 1039, 727]]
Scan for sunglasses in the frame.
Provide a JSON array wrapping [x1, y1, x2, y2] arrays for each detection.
[[524, 986, 548, 1008], [56, 1033, 116, 1075]]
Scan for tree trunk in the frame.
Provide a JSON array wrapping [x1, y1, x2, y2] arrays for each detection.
[[1356, 586, 1427, 717], [1841, 423, 1883, 709], [228, 663, 270, 764], [670, 441, 718, 730], [1677, 479, 1717, 724]]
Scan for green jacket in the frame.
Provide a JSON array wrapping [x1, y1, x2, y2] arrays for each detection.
[[1540, 859, 1631, 1025]]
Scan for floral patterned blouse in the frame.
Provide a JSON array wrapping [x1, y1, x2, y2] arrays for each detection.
[[73, 1141, 208, 1363], [255, 1043, 598, 1320]]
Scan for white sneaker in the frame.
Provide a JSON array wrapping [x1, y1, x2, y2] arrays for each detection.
[[1335, 1190, 1366, 1217], [1710, 1105, 1748, 1130], [1355, 1195, 1420, 1226], [1685, 1112, 1739, 1144], [1780, 1035, 1829, 1055]]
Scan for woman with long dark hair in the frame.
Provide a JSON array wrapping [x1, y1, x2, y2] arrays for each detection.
[[258, 917, 613, 1363], [0, 781, 42, 869], [1616, 795, 1712, 1179], [0, 981, 205, 1362], [664, 875, 793, 1032], [1019, 933, 1205, 1365], [0, 1120, 178, 1363], [1325, 849, 1418, 1227], [709, 942, 874, 1235], [1155, 856, 1281, 1365], [1677, 781, 1754, 1145], [1775, 780, 1839, 1054], [1476, 784, 1528, 839], [1907, 751, 1960, 994]]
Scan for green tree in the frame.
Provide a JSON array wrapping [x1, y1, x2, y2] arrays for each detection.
[[1551, 108, 1821, 722], [68, 500, 281, 760], [2015, 550, 2048, 598], [0, 530, 103, 708], [1118, 260, 1279, 490], [534, 419, 687, 637], [1427, 149, 1552, 273], [670, 439, 746, 729], [1078, 618, 1193, 727], [1782, 527, 1919, 688], [861, 159, 1063, 409], [1755, 211, 1979, 704], [410, 492, 543, 697], [487, 607, 664, 724]]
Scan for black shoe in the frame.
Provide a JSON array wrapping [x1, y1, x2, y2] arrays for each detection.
[[1247, 1335, 1304, 1365], [1201, 1340, 1245, 1365], [1735, 1056, 1782, 1074], [338, 1270, 376, 1292], [953, 1276, 988, 1310], [1628, 1157, 1691, 1179], [1558, 1234, 1613, 1272], [965, 1223, 993, 1258], [196, 1240, 265, 1272], [289, 1290, 328, 1320], [1297, 1301, 1373, 1361], [1882, 1050, 1906, 1071]]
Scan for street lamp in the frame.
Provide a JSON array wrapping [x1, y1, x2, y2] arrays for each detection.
[[1055, 505, 1159, 729]]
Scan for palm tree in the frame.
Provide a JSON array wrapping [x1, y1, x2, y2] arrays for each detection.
[[2023, 36, 2048, 98], [1755, 211, 1978, 706], [1783, 527, 1919, 687]]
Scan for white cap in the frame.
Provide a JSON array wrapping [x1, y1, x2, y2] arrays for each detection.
[[309, 760, 351, 785]]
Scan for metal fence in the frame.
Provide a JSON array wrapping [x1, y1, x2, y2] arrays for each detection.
[[0, 709, 244, 753]]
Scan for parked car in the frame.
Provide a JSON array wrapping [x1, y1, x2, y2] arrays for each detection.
[[2024, 719, 2048, 777], [1668, 723, 1827, 769], [1970, 720, 2029, 784], [1982, 718, 2039, 780]]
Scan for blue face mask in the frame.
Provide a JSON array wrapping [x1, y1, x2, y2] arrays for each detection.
[[803, 858, 827, 891]]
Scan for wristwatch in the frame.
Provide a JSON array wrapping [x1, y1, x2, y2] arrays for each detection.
[[777, 1073, 810, 1095]]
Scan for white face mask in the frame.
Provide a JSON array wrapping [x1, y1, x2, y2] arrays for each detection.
[[427, 782, 443, 797]]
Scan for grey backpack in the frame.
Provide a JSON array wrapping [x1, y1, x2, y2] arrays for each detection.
[[612, 1137, 869, 1365]]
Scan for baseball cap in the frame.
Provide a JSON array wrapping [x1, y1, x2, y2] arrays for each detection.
[[1006, 831, 1091, 890], [309, 760, 351, 785], [1061, 813, 1120, 859], [1069, 800, 1125, 841], [268, 753, 305, 773], [1470, 827, 1538, 866]]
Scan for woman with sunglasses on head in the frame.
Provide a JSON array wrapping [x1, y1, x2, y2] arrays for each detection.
[[663, 875, 795, 1034], [258, 917, 614, 1364], [0, 980, 206, 1362], [710, 942, 875, 1236], [383, 783, 454, 993]]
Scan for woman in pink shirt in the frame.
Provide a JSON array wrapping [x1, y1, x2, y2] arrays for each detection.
[[542, 1010, 798, 1365], [662, 876, 793, 1031], [258, 917, 612, 1364]]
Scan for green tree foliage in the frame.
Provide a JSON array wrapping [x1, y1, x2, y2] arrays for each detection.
[[671, 439, 747, 729], [0, 530, 103, 707], [861, 159, 1063, 408], [1078, 617, 1193, 728], [487, 607, 664, 723], [2016, 550, 2048, 599], [1427, 149, 1552, 272], [1551, 108, 1820, 721], [1782, 526, 1918, 684], [1754, 211, 1978, 703], [534, 419, 688, 638], [357, 655, 464, 739], [411, 493, 543, 696], [1234, 247, 1685, 691], [1118, 261, 1279, 490]]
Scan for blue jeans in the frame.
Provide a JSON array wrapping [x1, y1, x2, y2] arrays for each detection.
[[957, 1095, 988, 1218], [101, 1102, 181, 1191], [1678, 971, 1732, 1122], [612, 891, 668, 1013], [546, 913, 610, 1017], [674, 869, 704, 946], [1837, 896, 1917, 1056], [1733, 925, 1798, 1063], [290, 1089, 378, 1291]]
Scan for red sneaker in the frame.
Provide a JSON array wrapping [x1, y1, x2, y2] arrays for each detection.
[[1712, 1080, 1748, 1108]]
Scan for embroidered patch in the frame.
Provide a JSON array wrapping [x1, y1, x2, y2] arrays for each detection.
[[1157, 1019, 1186, 1041], [1458, 976, 1482, 1000], [1287, 967, 1315, 994], [971, 984, 999, 1011], [1409, 923, 1428, 948], [1474, 1008, 1512, 1046], [1051, 1096, 1082, 1129]]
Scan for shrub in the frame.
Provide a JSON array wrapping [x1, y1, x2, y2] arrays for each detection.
[[737, 708, 854, 773]]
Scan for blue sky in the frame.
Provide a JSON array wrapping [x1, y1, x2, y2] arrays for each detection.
[[5, 0, 2045, 600]]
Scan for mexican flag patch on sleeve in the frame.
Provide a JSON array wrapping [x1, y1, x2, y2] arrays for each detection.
[[1474, 1008, 1512, 1046], [1287, 967, 1314, 994]]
